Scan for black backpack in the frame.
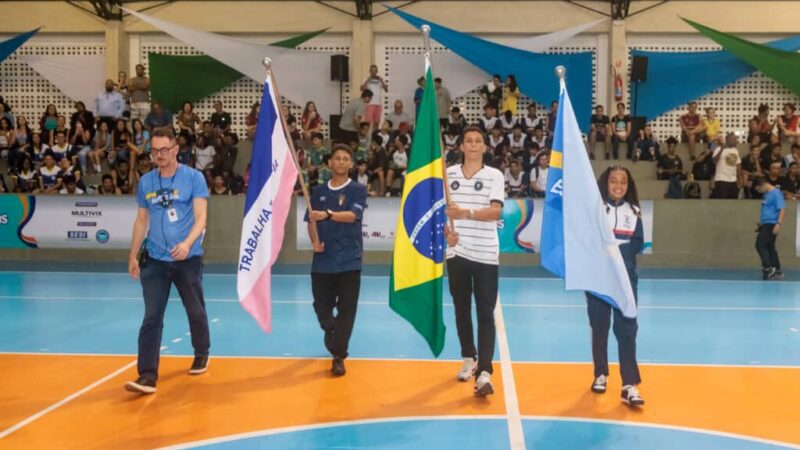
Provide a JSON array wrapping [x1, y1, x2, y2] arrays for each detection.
[[683, 181, 701, 199]]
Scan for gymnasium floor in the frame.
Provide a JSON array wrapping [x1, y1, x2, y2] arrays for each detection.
[[0, 268, 799, 449]]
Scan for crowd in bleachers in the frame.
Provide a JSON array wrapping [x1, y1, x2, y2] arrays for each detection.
[[2, 64, 799, 200]]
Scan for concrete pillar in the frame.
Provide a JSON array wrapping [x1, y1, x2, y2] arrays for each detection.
[[608, 19, 628, 110], [104, 20, 129, 82], [350, 20, 374, 98]]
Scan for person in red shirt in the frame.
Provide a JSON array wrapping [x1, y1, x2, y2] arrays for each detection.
[[679, 101, 701, 161], [777, 103, 798, 144]]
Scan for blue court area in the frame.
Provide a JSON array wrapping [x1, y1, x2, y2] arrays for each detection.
[[1, 270, 799, 366], [2, 269, 800, 450]]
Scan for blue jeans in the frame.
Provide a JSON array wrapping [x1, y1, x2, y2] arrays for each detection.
[[137, 256, 210, 381]]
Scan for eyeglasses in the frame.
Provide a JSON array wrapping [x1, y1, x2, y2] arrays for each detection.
[[151, 146, 175, 156]]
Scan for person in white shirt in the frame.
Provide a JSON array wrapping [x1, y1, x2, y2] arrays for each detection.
[[712, 133, 742, 199], [95, 79, 126, 131], [59, 174, 84, 195], [386, 100, 412, 131], [360, 65, 387, 127], [504, 160, 525, 197], [445, 125, 505, 397], [530, 152, 549, 198]]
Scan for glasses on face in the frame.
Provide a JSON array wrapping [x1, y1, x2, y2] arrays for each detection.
[[151, 145, 175, 156]]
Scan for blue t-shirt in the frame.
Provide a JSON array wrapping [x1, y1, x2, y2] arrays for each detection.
[[760, 188, 785, 225], [304, 179, 367, 273], [136, 164, 209, 262]]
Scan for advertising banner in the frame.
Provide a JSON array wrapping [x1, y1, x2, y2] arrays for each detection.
[[297, 197, 654, 254], [0, 195, 137, 249]]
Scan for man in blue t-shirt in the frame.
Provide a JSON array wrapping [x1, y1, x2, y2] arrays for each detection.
[[754, 176, 786, 280], [304, 144, 367, 377], [124, 128, 210, 395]]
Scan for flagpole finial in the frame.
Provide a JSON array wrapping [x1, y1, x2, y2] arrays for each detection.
[[421, 24, 432, 53], [555, 65, 567, 79], [262, 57, 272, 68]]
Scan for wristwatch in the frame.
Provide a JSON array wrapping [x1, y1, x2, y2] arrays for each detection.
[[326, 209, 334, 220]]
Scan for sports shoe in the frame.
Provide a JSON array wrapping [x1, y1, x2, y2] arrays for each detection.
[[474, 371, 494, 396], [621, 385, 645, 406], [188, 355, 209, 375], [331, 357, 346, 376], [769, 270, 784, 281], [124, 376, 156, 394], [591, 374, 608, 393], [456, 357, 477, 382], [763, 267, 772, 280]]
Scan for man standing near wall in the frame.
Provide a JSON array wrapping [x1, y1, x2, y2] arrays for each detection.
[[753, 177, 785, 281], [129, 64, 151, 122], [125, 128, 211, 395], [360, 65, 387, 127]]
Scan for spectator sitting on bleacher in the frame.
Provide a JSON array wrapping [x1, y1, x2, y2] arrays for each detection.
[[89, 121, 111, 174], [210, 173, 231, 196], [285, 115, 302, 149], [50, 129, 71, 164], [145, 102, 174, 134], [487, 123, 506, 154], [36, 151, 61, 194], [0, 117, 13, 163], [129, 119, 150, 159], [504, 159, 525, 198], [219, 133, 239, 174], [44, 115, 69, 148], [611, 102, 632, 160], [366, 136, 386, 196], [386, 100, 412, 132], [112, 159, 133, 194], [522, 142, 541, 175], [546, 100, 558, 145], [679, 101, 702, 161], [530, 152, 549, 198], [519, 103, 545, 137], [507, 124, 529, 160], [448, 106, 467, 137], [444, 127, 463, 167], [395, 122, 413, 149], [0, 98, 14, 128], [12, 157, 36, 193], [760, 137, 785, 174], [111, 119, 131, 165], [98, 173, 120, 195], [301, 101, 323, 141], [39, 104, 58, 136], [753, 104, 775, 144], [29, 132, 48, 168], [317, 154, 332, 186], [784, 143, 800, 167], [357, 122, 371, 150], [176, 101, 201, 139], [373, 120, 392, 149], [349, 136, 367, 164], [636, 124, 660, 162], [530, 126, 547, 151], [307, 132, 328, 184], [764, 161, 785, 195], [477, 104, 499, 133], [59, 174, 83, 195], [194, 135, 214, 173], [698, 107, 722, 144], [777, 103, 798, 144], [69, 101, 94, 138], [741, 145, 763, 199], [245, 102, 259, 141], [133, 152, 153, 192], [353, 159, 375, 197], [710, 133, 741, 199], [58, 155, 83, 189], [12, 115, 33, 168], [782, 162, 800, 200], [385, 135, 408, 196], [176, 134, 194, 167], [499, 110, 516, 133], [656, 137, 685, 181], [588, 105, 611, 160], [480, 75, 503, 111], [691, 137, 716, 181]]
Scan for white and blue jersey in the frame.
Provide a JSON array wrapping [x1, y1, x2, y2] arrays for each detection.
[[136, 164, 209, 262], [605, 199, 644, 280]]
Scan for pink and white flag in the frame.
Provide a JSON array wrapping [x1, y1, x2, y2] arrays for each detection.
[[237, 73, 298, 333]]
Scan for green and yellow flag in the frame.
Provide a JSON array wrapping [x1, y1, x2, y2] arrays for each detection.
[[389, 57, 447, 357]]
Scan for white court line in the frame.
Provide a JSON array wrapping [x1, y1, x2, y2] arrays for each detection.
[[1, 295, 799, 312], [522, 416, 800, 450], [0, 359, 136, 440], [3, 270, 799, 284], [156, 415, 508, 450], [1, 352, 798, 369], [495, 296, 525, 450]]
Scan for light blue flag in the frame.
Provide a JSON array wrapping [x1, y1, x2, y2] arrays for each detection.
[[540, 72, 638, 318]]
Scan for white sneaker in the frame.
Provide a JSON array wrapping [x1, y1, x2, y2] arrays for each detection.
[[474, 371, 494, 396], [456, 357, 477, 382], [591, 374, 608, 393], [621, 384, 645, 406]]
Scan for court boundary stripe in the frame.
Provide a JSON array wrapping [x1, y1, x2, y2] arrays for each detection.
[[2, 352, 798, 369], [495, 295, 526, 449], [0, 359, 136, 440], [155, 415, 509, 450], [2, 295, 798, 312], [1, 270, 797, 284], [521, 416, 800, 449], [151, 415, 800, 450]]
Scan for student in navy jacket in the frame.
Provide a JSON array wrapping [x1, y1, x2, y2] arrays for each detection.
[[588, 166, 645, 407]]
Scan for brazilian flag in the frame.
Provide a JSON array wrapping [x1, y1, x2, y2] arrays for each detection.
[[389, 60, 447, 357]]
